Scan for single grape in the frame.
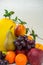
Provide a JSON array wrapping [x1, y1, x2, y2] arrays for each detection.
[[20, 41, 26, 47], [32, 40, 35, 44], [1, 53, 6, 60], [0, 59, 2, 62], [27, 44, 31, 50], [16, 45, 22, 50], [26, 39, 30, 43], [0, 61, 5, 65], [0, 51, 6, 60], [3, 60, 9, 65], [17, 36, 24, 41], [0, 59, 8, 65], [0, 51, 2, 59], [29, 40, 35, 45], [23, 35, 27, 39], [31, 44, 35, 48], [29, 40, 32, 45], [14, 40, 20, 46], [24, 37, 28, 42]]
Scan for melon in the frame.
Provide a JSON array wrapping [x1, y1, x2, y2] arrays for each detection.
[[0, 18, 16, 51]]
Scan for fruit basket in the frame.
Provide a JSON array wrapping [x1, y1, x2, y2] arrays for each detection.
[[0, 9, 43, 65]]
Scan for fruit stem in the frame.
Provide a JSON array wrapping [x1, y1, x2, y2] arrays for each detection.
[[26, 28, 29, 34], [9, 16, 11, 19], [30, 29, 37, 41]]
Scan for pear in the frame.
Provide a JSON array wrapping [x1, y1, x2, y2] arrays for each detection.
[[4, 26, 15, 51], [2, 51, 7, 55]]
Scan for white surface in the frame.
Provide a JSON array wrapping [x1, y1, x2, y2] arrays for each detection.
[[10, 64, 15, 65], [9, 63, 43, 65], [0, 0, 43, 44]]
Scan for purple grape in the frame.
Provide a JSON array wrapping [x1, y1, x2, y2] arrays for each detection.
[[0, 60, 9, 65], [2, 54, 6, 60], [0, 51, 2, 59], [29, 40, 35, 45], [26, 39, 30, 43], [29, 40, 33, 45], [23, 35, 27, 39], [17, 36, 24, 41], [27, 44, 31, 50], [0, 61, 5, 65], [24, 37, 28, 42], [31, 44, 35, 48], [16, 45, 22, 50], [3, 60, 9, 65], [20, 41, 26, 47], [32, 40, 35, 44], [15, 41, 20, 46], [14, 35, 35, 52], [14, 40, 20, 46], [0, 51, 6, 60]]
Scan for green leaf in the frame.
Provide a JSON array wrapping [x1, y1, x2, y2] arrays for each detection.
[[3, 9, 15, 19], [30, 29, 37, 41], [12, 17, 18, 23], [9, 11, 14, 15], [19, 22, 27, 24], [12, 19, 15, 21], [18, 18, 22, 22], [32, 29, 35, 34], [14, 16, 18, 21], [18, 18, 27, 24], [3, 9, 8, 17], [26, 28, 29, 34], [4, 9, 8, 13], [35, 34, 37, 37], [3, 14, 8, 17]]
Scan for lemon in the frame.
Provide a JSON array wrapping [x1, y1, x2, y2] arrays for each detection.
[[0, 18, 16, 51]]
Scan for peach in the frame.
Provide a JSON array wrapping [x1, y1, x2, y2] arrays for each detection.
[[15, 24, 26, 36]]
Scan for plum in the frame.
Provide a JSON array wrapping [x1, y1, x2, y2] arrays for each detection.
[[27, 48, 43, 65]]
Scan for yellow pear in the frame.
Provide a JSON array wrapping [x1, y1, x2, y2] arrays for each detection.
[[4, 29, 15, 51], [0, 18, 16, 51]]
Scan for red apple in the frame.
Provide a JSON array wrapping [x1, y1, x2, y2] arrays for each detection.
[[27, 48, 43, 65]]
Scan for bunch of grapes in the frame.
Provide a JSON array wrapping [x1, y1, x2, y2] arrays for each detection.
[[14, 35, 35, 51], [0, 51, 8, 65]]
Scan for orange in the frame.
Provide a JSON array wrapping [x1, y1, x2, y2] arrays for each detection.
[[5, 51, 16, 64], [15, 24, 26, 36], [35, 43, 43, 50], [15, 54, 27, 65], [35, 43, 41, 48], [38, 45, 43, 50], [28, 35, 33, 40]]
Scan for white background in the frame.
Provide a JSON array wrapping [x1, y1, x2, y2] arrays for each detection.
[[0, 0, 43, 44]]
